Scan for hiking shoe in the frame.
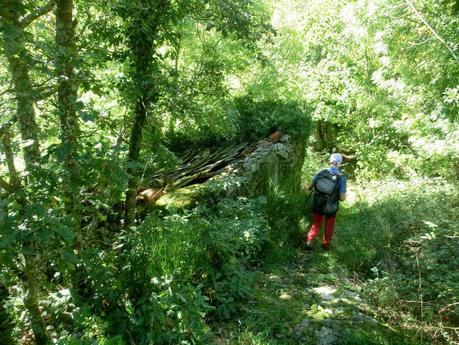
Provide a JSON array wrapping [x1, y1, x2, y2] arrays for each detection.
[[321, 243, 330, 251]]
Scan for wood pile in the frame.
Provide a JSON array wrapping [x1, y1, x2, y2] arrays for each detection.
[[137, 131, 285, 204]]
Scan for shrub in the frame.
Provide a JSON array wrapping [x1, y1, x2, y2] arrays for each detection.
[[73, 196, 271, 343], [233, 97, 311, 142], [334, 178, 459, 344], [200, 197, 269, 319]]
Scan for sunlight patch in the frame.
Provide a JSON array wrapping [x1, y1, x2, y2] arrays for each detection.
[[311, 286, 337, 301]]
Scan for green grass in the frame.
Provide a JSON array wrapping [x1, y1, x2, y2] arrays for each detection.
[[212, 176, 459, 345]]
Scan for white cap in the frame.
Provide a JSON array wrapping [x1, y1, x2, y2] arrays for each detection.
[[329, 153, 343, 165]]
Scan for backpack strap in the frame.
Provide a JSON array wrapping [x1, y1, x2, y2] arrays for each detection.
[[314, 169, 329, 183], [335, 172, 342, 195]]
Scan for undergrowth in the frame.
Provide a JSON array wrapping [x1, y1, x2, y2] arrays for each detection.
[[214, 169, 458, 345], [339, 178, 459, 344], [2, 132, 307, 344]]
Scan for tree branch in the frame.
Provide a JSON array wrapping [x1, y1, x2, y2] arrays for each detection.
[[439, 301, 459, 314], [404, 0, 459, 65], [0, 84, 13, 98], [0, 120, 15, 134], [20, 1, 56, 28], [0, 176, 14, 193]]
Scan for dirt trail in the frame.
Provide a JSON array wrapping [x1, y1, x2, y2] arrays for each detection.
[[215, 245, 401, 344]]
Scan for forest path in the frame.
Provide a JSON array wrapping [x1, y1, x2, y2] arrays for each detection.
[[214, 239, 401, 344]]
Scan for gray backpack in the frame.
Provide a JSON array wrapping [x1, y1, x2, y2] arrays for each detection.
[[312, 170, 340, 216]]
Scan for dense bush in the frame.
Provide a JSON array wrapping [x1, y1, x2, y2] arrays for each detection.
[[1, 102, 306, 344], [234, 97, 311, 142], [0, 194, 271, 344], [165, 97, 312, 153], [200, 197, 269, 319], [46, 196, 269, 344], [332, 178, 459, 344]]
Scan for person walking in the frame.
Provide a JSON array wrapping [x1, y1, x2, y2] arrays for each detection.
[[305, 153, 347, 250]]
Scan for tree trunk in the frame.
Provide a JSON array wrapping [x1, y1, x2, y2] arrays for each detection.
[[122, 0, 171, 226], [24, 261, 49, 345], [1, 128, 20, 190], [124, 12, 156, 226], [1, 3, 50, 344], [2, 0, 41, 168], [314, 120, 335, 152], [125, 97, 150, 226], [0, 194, 6, 230], [56, 0, 82, 238]]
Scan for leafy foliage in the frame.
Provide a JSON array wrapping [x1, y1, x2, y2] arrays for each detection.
[[330, 178, 459, 344], [268, 0, 459, 179], [1, 0, 459, 343], [234, 97, 311, 142]]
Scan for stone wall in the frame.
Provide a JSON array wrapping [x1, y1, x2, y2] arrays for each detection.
[[198, 134, 307, 243]]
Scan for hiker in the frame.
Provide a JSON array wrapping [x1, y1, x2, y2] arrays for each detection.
[[305, 153, 347, 250]]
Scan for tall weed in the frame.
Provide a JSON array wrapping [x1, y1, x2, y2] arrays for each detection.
[[76, 196, 271, 344], [335, 178, 459, 344]]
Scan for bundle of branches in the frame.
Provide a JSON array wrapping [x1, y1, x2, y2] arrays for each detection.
[[137, 131, 285, 204]]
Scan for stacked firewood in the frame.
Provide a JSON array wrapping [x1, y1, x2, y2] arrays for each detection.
[[137, 131, 284, 204]]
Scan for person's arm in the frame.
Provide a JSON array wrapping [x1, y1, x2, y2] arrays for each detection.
[[308, 175, 318, 191], [339, 175, 347, 201], [302, 183, 314, 191]]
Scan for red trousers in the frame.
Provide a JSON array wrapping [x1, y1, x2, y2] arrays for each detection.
[[306, 212, 337, 248]]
